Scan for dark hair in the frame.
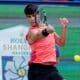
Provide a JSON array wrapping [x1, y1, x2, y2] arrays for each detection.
[[24, 4, 38, 16]]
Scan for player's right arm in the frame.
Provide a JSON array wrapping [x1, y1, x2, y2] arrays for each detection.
[[28, 27, 54, 44]]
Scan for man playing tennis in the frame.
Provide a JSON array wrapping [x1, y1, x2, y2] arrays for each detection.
[[24, 4, 68, 80]]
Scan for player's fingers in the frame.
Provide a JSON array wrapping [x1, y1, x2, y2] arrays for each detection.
[[60, 18, 69, 24]]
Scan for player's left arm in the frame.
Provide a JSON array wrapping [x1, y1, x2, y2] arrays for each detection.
[[54, 18, 69, 46]]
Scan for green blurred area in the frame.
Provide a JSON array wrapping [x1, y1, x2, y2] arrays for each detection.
[[0, 5, 80, 80], [0, 5, 80, 18], [0, 5, 24, 18]]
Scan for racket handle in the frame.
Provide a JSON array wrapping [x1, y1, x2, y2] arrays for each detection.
[[43, 10, 48, 26]]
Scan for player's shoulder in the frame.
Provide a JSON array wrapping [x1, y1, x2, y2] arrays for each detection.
[[48, 24, 54, 28], [48, 24, 55, 32]]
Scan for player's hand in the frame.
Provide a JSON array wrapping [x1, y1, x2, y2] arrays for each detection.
[[60, 18, 69, 28]]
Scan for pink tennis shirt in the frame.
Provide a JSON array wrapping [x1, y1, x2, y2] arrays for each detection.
[[26, 25, 57, 65]]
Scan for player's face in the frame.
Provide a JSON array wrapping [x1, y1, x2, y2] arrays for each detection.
[[27, 14, 41, 26]]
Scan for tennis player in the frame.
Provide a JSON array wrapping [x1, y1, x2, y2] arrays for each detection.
[[24, 4, 68, 80]]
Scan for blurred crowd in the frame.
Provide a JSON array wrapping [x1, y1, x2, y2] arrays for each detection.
[[0, 0, 80, 2], [38, 0, 75, 1]]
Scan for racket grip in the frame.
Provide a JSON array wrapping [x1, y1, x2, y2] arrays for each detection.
[[43, 11, 48, 26]]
